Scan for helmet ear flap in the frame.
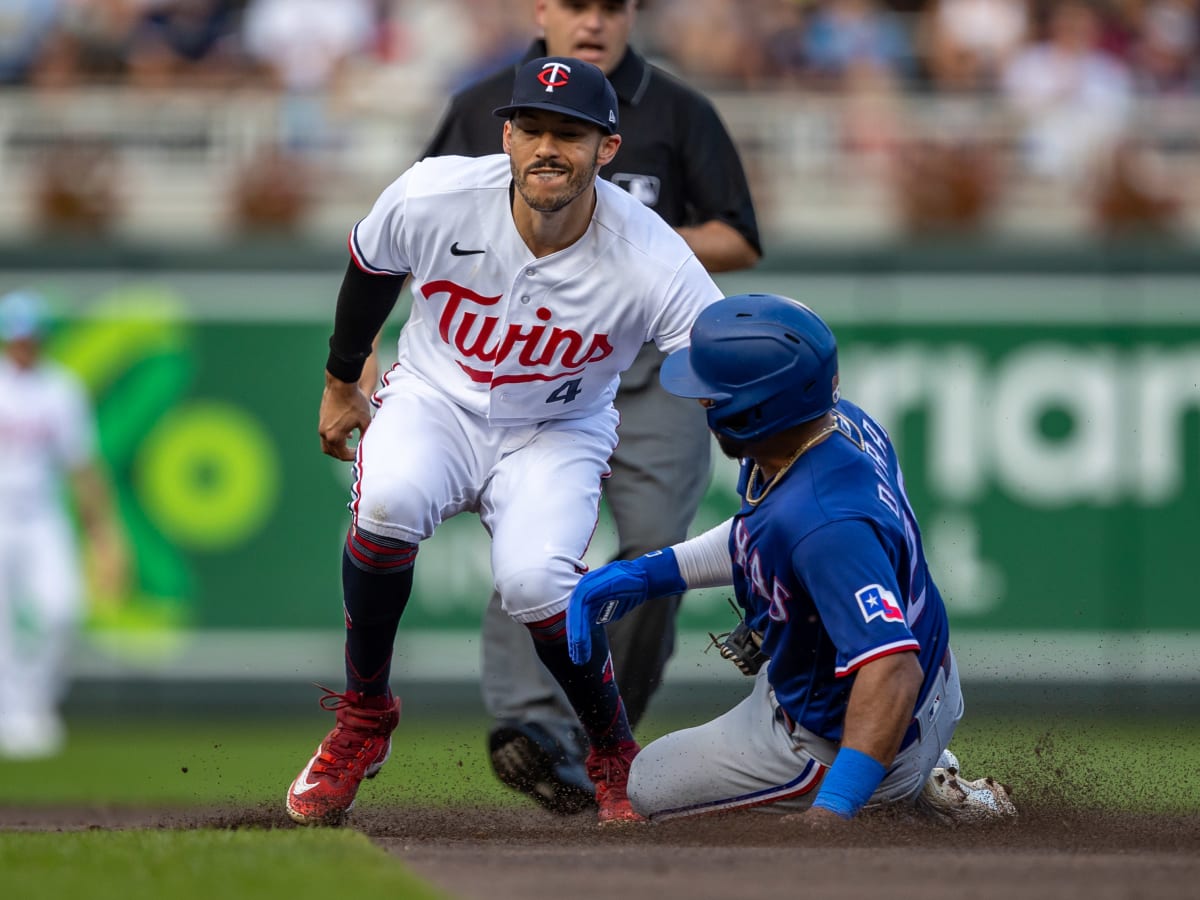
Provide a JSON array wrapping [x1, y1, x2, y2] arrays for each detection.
[[663, 293, 838, 443], [709, 404, 763, 440]]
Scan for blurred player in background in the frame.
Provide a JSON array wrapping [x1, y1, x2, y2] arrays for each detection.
[[568, 293, 1016, 825], [0, 290, 128, 759], [421, 0, 761, 815], [285, 57, 724, 827]]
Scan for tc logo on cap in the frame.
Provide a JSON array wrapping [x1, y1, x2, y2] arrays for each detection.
[[492, 56, 619, 134], [538, 61, 571, 92]]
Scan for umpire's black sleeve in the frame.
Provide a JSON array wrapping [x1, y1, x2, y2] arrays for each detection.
[[326, 260, 407, 383]]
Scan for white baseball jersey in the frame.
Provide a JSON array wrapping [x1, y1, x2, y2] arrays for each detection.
[[0, 356, 94, 752], [0, 357, 96, 518], [348, 154, 723, 425]]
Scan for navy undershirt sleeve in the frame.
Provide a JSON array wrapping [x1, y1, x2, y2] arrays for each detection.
[[326, 259, 407, 383]]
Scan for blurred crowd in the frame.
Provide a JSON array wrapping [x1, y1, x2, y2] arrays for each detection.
[[0, 0, 520, 93], [1, 0, 1197, 242], [0, 0, 1195, 98], [669, 0, 1199, 98]]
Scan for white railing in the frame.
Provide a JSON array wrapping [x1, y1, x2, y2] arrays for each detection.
[[1, 87, 1198, 245]]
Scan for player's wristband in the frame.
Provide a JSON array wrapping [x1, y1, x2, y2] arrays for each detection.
[[811, 747, 886, 819], [641, 547, 687, 598]]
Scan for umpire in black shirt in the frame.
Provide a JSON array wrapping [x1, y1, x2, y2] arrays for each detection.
[[422, 0, 762, 815]]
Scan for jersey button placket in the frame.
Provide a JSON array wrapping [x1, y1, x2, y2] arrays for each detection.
[[493, 274, 528, 420]]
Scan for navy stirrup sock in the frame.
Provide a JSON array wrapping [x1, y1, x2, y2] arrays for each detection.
[[341, 527, 417, 697], [527, 612, 635, 751]]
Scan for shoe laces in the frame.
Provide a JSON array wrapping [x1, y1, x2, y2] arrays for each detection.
[[587, 742, 638, 793], [310, 685, 391, 780]]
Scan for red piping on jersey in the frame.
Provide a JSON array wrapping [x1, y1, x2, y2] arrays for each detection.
[[347, 227, 407, 276], [370, 362, 400, 408], [490, 367, 586, 387], [349, 436, 365, 524], [576, 455, 613, 575], [835, 640, 921, 678]]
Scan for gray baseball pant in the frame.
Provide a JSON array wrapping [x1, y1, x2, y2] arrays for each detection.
[[627, 651, 964, 819]]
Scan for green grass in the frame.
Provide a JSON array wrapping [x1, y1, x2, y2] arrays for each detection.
[[0, 717, 475, 900], [0, 829, 445, 900], [947, 713, 1200, 814], [0, 715, 517, 808], [2, 711, 1197, 814], [642, 709, 1200, 815], [2, 710, 1197, 900]]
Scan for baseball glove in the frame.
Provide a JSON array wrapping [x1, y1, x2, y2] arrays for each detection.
[[707, 600, 767, 676]]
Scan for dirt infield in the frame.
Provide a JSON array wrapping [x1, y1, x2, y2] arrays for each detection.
[[3, 803, 1199, 899]]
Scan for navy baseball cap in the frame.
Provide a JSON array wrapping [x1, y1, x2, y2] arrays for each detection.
[[493, 57, 619, 134]]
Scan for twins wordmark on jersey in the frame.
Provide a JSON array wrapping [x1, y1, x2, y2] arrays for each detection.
[[420, 279, 613, 388], [348, 155, 722, 425]]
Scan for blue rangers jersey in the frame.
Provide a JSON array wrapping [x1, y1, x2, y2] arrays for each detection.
[[729, 399, 951, 745]]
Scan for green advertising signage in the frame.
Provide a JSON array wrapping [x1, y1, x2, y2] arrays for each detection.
[[20, 269, 1200, 683]]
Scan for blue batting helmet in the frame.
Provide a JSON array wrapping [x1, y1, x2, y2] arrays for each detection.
[[660, 293, 839, 442], [0, 290, 49, 342]]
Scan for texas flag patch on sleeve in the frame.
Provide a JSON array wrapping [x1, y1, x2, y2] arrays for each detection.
[[855, 584, 905, 624]]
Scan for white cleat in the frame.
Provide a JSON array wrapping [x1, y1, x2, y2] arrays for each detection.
[[917, 752, 1017, 825], [0, 713, 65, 760], [936, 748, 960, 771]]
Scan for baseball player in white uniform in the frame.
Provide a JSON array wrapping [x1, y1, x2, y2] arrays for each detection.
[[0, 290, 127, 758], [285, 57, 722, 827]]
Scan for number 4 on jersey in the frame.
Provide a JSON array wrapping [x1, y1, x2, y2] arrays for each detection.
[[545, 378, 583, 404]]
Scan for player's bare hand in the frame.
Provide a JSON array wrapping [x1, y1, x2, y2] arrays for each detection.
[[92, 531, 130, 602], [318, 372, 372, 461]]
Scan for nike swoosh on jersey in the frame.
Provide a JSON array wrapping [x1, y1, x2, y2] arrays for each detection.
[[450, 242, 486, 256], [290, 753, 322, 795]]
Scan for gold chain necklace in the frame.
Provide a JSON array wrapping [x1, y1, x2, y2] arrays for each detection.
[[744, 422, 840, 507]]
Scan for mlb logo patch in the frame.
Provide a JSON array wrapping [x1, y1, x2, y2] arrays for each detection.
[[855, 584, 905, 624], [612, 173, 661, 207]]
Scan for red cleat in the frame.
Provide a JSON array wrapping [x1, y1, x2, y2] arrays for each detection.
[[286, 687, 401, 826], [586, 739, 645, 826]]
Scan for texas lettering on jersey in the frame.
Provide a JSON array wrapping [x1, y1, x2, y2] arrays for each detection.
[[732, 518, 792, 623], [422, 279, 614, 387]]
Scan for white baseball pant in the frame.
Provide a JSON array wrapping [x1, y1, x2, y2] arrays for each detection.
[[0, 512, 83, 745], [354, 369, 619, 622]]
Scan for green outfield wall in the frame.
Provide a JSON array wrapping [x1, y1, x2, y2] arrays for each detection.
[[5, 244, 1198, 686]]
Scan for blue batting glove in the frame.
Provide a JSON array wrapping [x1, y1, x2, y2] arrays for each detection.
[[567, 548, 686, 664]]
